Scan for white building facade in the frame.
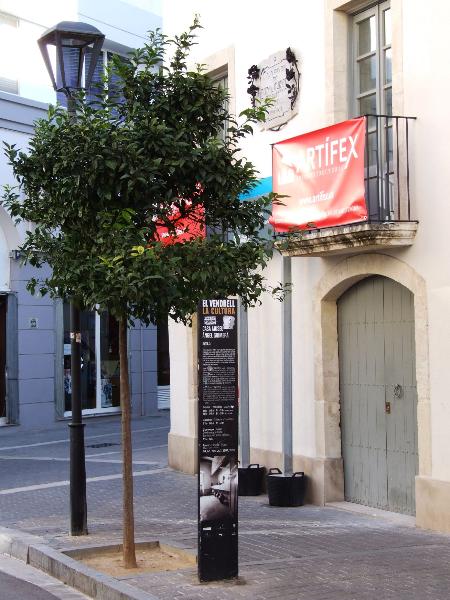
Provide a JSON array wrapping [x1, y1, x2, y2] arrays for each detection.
[[0, 0, 163, 427], [164, 0, 450, 534]]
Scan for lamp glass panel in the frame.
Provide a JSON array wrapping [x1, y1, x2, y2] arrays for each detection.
[[85, 47, 104, 104], [57, 46, 82, 88]]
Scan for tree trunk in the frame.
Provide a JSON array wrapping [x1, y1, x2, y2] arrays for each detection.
[[119, 317, 137, 568]]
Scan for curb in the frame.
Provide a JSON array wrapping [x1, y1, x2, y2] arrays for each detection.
[[0, 526, 159, 600]]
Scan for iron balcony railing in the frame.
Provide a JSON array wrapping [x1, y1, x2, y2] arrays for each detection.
[[363, 114, 416, 223]]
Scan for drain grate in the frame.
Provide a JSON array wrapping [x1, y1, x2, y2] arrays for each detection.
[[87, 442, 120, 449]]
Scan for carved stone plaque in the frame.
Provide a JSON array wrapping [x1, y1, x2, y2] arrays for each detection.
[[249, 49, 300, 130]]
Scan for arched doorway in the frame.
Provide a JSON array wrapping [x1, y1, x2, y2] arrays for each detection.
[[338, 276, 418, 514]]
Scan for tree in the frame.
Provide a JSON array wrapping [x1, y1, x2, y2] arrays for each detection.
[[2, 20, 282, 568]]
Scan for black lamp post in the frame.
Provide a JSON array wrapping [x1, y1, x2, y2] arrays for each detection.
[[38, 22, 105, 536]]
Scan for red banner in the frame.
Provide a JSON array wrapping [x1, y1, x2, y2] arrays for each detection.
[[155, 202, 206, 245], [270, 117, 367, 232], [155, 183, 206, 245]]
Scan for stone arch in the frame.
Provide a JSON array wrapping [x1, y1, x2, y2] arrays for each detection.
[[0, 206, 20, 251], [313, 253, 431, 503], [0, 206, 20, 291]]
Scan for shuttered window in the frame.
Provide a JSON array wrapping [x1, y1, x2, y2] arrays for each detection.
[[57, 49, 128, 107], [0, 13, 19, 94]]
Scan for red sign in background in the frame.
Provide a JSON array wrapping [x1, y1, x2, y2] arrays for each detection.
[[270, 117, 367, 232], [155, 202, 206, 245]]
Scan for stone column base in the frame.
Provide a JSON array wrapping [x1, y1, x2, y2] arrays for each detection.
[[168, 436, 344, 505], [168, 432, 198, 475], [249, 448, 344, 505], [416, 476, 450, 533], [292, 455, 344, 505]]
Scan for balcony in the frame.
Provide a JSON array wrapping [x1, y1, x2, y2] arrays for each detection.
[[277, 115, 418, 258]]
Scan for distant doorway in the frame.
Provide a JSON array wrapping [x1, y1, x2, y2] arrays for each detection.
[[157, 315, 170, 410], [0, 296, 6, 424]]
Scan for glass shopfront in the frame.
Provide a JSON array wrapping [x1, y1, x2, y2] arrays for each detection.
[[63, 304, 120, 415]]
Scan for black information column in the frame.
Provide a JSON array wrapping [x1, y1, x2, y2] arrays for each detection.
[[198, 299, 238, 582]]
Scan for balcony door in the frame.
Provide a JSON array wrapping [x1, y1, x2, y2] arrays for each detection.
[[63, 304, 120, 415], [352, 2, 393, 220]]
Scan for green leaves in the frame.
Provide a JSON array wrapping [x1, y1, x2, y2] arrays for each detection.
[[1, 19, 285, 325], [130, 245, 145, 256]]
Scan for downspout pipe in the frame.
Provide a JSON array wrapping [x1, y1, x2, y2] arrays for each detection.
[[238, 301, 250, 467], [282, 255, 293, 474]]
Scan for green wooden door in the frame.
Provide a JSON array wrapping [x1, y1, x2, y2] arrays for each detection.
[[338, 276, 418, 515]]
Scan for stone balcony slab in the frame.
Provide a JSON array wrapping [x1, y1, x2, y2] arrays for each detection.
[[276, 221, 418, 257]]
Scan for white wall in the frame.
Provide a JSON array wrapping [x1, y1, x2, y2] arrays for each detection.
[[0, 0, 162, 104], [247, 253, 284, 454], [0, 0, 78, 103], [78, 0, 161, 47], [0, 128, 32, 290], [164, 0, 326, 181], [399, 1, 450, 481], [164, 0, 329, 458], [168, 0, 450, 484]]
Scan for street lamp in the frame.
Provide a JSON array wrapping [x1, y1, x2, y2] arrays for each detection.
[[38, 21, 104, 99], [38, 21, 105, 537]]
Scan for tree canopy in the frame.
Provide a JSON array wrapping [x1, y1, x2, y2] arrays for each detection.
[[1, 19, 286, 570], [2, 20, 281, 324]]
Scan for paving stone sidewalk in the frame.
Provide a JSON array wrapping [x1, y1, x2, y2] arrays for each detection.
[[1, 416, 450, 599]]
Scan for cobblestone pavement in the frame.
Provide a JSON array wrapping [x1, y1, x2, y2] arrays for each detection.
[[1, 415, 450, 599]]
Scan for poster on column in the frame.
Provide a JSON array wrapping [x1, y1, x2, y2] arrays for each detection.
[[198, 299, 238, 582], [270, 117, 367, 231]]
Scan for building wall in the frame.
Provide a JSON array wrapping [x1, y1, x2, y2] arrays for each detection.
[[164, 0, 450, 532], [0, 1, 162, 427], [10, 260, 55, 426], [129, 321, 158, 418], [0, 0, 162, 103]]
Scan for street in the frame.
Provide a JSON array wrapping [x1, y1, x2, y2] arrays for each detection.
[[0, 554, 89, 599], [1, 414, 450, 599]]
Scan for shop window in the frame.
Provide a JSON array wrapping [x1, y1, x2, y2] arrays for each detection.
[[157, 315, 170, 387], [63, 304, 120, 414]]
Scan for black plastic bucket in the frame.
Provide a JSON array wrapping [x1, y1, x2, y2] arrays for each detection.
[[266, 468, 306, 507], [238, 464, 265, 496]]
